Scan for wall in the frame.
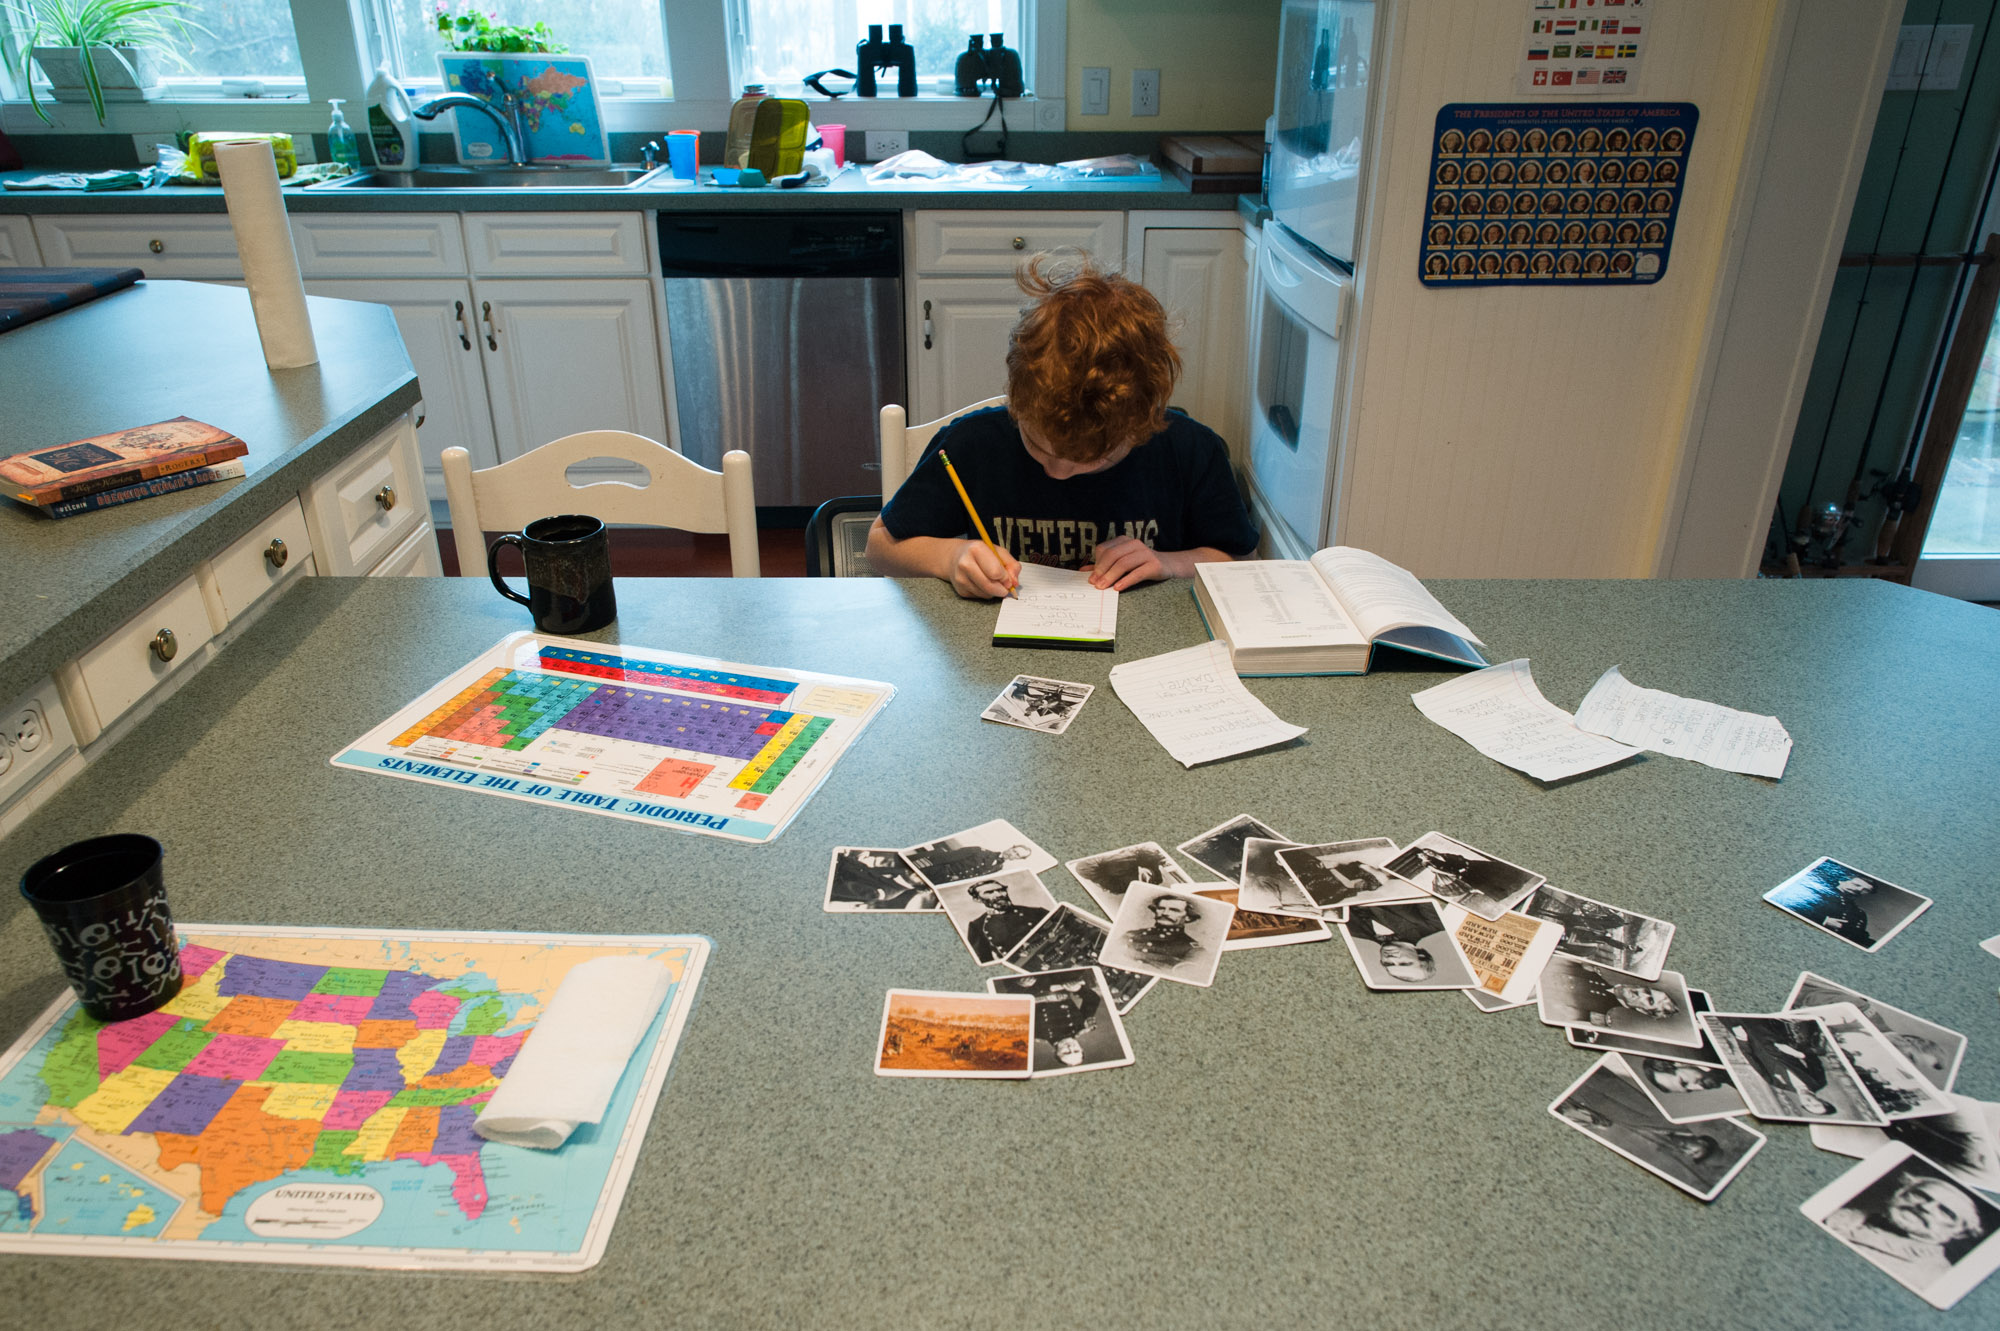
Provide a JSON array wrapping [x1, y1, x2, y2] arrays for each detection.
[[1064, 0, 1280, 131]]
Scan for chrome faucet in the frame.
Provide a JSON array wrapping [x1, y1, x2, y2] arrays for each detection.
[[412, 93, 527, 166]]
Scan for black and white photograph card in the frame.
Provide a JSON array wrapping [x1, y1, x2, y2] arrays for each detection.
[[1548, 1054, 1766, 1203], [1101, 884, 1233, 987], [1065, 841, 1194, 919], [1466, 986, 1536, 1013], [1569, 988, 1725, 1066], [1790, 1002, 1953, 1121], [1194, 887, 1333, 951], [1699, 1012, 1887, 1126], [1538, 957, 1702, 1048], [1786, 972, 1966, 1093], [1811, 1095, 2000, 1195], [1276, 838, 1418, 915], [935, 870, 1057, 966], [1178, 814, 1288, 882], [1764, 856, 1931, 953], [1385, 832, 1545, 921], [1006, 903, 1158, 1015], [1339, 900, 1479, 992], [1801, 1142, 2000, 1310], [905, 819, 1059, 887], [986, 966, 1134, 1077], [981, 675, 1094, 735], [1517, 882, 1674, 980], [822, 847, 940, 913], [1236, 837, 1318, 917], [1629, 1056, 1749, 1124]]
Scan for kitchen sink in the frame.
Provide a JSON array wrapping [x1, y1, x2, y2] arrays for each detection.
[[312, 165, 674, 190]]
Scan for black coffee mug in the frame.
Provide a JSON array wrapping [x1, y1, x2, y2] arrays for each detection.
[[20, 834, 183, 1023], [488, 514, 617, 634]]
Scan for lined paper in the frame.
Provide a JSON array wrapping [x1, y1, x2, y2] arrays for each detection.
[[994, 564, 1117, 645], [1109, 641, 1307, 767], [1574, 666, 1791, 779], [1411, 659, 1640, 782]]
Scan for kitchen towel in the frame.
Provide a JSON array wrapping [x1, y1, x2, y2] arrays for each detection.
[[214, 137, 318, 370], [473, 954, 674, 1150]]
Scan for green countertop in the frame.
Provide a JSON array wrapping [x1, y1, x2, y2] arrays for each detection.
[[0, 574, 1993, 1328], [0, 280, 419, 694]]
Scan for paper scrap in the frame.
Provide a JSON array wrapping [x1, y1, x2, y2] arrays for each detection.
[[1109, 641, 1306, 768], [1980, 934, 2000, 961], [1411, 659, 1640, 783], [1574, 666, 1791, 778]]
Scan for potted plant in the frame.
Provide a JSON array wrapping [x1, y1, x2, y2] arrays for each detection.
[[6, 0, 209, 124], [434, 4, 567, 55]]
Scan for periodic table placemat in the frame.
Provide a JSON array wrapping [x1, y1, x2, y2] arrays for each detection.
[[334, 633, 894, 843], [1420, 102, 1698, 288]]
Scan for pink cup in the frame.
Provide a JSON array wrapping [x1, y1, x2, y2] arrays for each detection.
[[819, 123, 846, 167]]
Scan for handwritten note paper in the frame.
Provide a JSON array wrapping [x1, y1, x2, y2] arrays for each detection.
[[1109, 641, 1307, 767], [1574, 666, 1791, 779], [994, 564, 1118, 647], [1411, 659, 1641, 783]]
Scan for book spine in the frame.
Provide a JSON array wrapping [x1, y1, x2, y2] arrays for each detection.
[[20, 441, 249, 505], [38, 463, 242, 518]]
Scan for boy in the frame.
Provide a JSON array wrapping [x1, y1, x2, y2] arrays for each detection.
[[868, 257, 1258, 598]]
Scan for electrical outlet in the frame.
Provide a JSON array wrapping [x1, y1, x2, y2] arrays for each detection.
[[131, 135, 160, 164], [0, 680, 75, 813], [864, 130, 909, 161], [1132, 69, 1160, 118], [1034, 100, 1063, 131], [1081, 67, 1111, 116], [11, 705, 46, 752]]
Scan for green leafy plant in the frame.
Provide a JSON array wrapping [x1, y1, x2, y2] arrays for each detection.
[[6, 0, 209, 124], [434, 4, 567, 55]]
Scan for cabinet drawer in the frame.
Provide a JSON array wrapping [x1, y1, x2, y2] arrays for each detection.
[[76, 576, 216, 728], [912, 211, 1125, 276], [209, 496, 314, 622], [302, 419, 424, 575], [0, 215, 40, 267], [464, 212, 649, 276], [33, 214, 242, 278], [373, 521, 444, 577], [292, 214, 465, 277]]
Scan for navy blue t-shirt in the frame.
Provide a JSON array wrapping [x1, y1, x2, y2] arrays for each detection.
[[879, 407, 1259, 570]]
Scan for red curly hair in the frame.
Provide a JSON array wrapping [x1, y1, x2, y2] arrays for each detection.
[[1005, 255, 1181, 462]]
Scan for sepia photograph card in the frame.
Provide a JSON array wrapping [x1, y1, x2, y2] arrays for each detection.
[[1627, 1054, 1750, 1124], [935, 870, 1057, 966], [1006, 903, 1158, 1015], [1101, 884, 1233, 987], [982, 675, 1095, 735], [1538, 957, 1702, 1048], [1236, 837, 1320, 917], [823, 846, 940, 913], [875, 989, 1033, 1079], [1442, 905, 1562, 1004], [1699, 1012, 1887, 1127], [1763, 856, 1931, 954], [1385, 832, 1545, 921], [1548, 1054, 1766, 1203], [1340, 900, 1480, 991], [1194, 886, 1333, 951], [1066, 841, 1195, 919], [1178, 814, 1289, 882], [985, 966, 1133, 1077], [1800, 1142, 2000, 1310], [1516, 882, 1674, 980], [1275, 837, 1419, 916], [1785, 972, 1966, 1093], [905, 818, 1059, 887]]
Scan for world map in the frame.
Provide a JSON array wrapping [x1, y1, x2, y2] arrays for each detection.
[[0, 927, 705, 1270], [440, 56, 607, 164]]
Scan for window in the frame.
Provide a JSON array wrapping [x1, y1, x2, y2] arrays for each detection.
[[735, 0, 1025, 96], [375, 1, 671, 94], [173, 0, 303, 82]]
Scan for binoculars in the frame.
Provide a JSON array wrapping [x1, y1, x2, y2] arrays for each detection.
[[955, 33, 1025, 98], [856, 23, 916, 98]]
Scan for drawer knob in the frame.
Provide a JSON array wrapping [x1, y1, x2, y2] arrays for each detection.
[[264, 536, 289, 569], [376, 484, 397, 512], [1011, 236, 1026, 250], [149, 238, 164, 254], [150, 628, 177, 663]]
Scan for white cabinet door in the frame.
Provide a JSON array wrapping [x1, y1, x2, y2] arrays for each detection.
[[908, 277, 1027, 425], [474, 278, 669, 474], [1140, 227, 1248, 454], [304, 278, 498, 502], [0, 216, 40, 267]]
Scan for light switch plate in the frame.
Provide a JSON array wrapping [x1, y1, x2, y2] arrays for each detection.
[[1886, 24, 1973, 91], [1132, 69, 1160, 118], [864, 130, 909, 160], [1081, 67, 1110, 116]]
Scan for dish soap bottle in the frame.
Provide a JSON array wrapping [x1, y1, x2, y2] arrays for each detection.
[[366, 65, 418, 172], [724, 84, 769, 168], [326, 98, 360, 171]]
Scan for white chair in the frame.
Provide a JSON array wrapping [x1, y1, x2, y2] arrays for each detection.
[[442, 432, 760, 579], [876, 395, 1006, 501]]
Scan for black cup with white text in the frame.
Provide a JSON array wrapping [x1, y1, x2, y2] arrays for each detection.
[[20, 834, 183, 1023], [487, 514, 617, 634]]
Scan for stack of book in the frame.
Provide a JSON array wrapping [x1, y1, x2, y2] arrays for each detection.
[[1, 417, 249, 519]]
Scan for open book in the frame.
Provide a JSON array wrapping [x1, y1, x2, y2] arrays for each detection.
[[1192, 547, 1486, 676]]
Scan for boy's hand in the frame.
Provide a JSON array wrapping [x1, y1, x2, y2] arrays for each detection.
[[950, 539, 1021, 599], [1084, 536, 1175, 591]]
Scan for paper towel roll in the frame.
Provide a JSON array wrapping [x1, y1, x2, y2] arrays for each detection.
[[214, 137, 318, 370], [474, 955, 673, 1151]]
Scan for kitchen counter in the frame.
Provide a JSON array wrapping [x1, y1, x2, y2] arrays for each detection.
[[0, 574, 1994, 1327], [0, 279, 419, 693], [0, 167, 1241, 215]]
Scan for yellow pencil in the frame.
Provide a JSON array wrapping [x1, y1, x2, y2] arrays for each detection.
[[937, 450, 1017, 597]]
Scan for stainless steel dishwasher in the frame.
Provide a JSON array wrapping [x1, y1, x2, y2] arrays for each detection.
[[657, 212, 904, 513]]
